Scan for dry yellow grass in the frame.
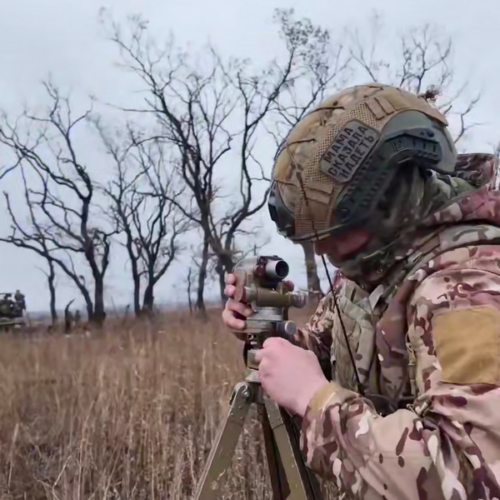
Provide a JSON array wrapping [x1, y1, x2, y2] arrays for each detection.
[[0, 307, 340, 499]]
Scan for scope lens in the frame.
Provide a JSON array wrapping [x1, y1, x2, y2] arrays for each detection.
[[275, 260, 289, 278]]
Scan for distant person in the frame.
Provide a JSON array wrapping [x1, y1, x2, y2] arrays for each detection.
[[2, 294, 15, 317], [0, 295, 9, 316], [14, 290, 25, 311]]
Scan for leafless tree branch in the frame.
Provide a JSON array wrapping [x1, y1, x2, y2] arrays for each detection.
[[93, 116, 192, 316], [345, 11, 481, 146]]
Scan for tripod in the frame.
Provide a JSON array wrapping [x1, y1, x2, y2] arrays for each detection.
[[193, 347, 324, 500], [194, 255, 324, 499]]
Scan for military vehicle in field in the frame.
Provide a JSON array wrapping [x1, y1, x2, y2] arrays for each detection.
[[0, 291, 26, 330]]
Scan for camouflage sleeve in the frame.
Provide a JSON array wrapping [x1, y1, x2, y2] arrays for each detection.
[[291, 293, 334, 380], [299, 260, 500, 499]]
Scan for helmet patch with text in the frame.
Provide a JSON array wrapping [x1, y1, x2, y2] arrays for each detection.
[[319, 120, 380, 184]]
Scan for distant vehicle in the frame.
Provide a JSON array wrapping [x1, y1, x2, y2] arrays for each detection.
[[0, 292, 27, 331]]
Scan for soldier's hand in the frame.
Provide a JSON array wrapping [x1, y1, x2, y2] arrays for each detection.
[[222, 273, 295, 332], [254, 337, 330, 417], [222, 273, 253, 331]]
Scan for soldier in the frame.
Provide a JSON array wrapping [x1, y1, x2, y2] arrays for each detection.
[[3, 294, 15, 317], [222, 83, 500, 499], [0, 295, 8, 317], [14, 290, 25, 312]]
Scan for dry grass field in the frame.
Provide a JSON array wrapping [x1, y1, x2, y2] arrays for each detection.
[[0, 306, 341, 500]]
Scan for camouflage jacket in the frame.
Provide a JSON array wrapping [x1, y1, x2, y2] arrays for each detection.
[[293, 157, 500, 499]]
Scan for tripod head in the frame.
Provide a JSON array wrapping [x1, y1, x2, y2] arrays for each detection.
[[232, 255, 308, 355]]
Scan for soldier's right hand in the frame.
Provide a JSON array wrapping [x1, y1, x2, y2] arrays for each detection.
[[222, 273, 295, 332]]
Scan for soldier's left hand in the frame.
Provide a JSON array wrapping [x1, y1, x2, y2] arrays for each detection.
[[254, 337, 330, 417]]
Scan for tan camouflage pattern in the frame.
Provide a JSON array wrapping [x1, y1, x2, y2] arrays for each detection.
[[291, 153, 500, 499]]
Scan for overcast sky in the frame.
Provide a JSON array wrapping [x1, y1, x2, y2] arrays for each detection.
[[0, 0, 498, 313]]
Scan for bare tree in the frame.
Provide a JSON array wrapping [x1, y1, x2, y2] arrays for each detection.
[[0, 81, 115, 326], [98, 8, 350, 308], [346, 12, 481, 145], [300, 241, 324, 299], [183, 241, 221, 316], [94, 119, 191, 317], [39, 259, 58, 326], [186, 266, 194, 315]]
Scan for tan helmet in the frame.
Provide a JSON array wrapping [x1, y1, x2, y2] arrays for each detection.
[[267, 83, 457, 242]]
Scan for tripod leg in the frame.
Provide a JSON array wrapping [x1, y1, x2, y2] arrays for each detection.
[[263, 396, 324, 500], [194, 382, 253, 500], [259, 403, 290, 500]]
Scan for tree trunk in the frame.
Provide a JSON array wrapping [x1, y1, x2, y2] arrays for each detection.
[[300, 241, 323, 301], [64, 299, 75, 334], [93, 277, 106, 326], [50, 258, 94, 324], [133, 275, 141, 317], [187, 267, 193, 314], [126, 236, 141, 317], [79, 288, 93, 324], [142, 282, 154, 315], [195, 239, 210, 318], [216, 263, 225, 307], [216, 248, 235, 307], [47, 259, 58, 326]]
